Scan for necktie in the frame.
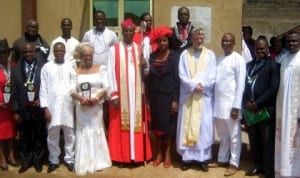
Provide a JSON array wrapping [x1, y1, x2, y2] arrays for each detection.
[[25, 64, 33, 83]]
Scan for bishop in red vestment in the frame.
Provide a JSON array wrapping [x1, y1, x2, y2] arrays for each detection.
[[107, 18, 152, 163]]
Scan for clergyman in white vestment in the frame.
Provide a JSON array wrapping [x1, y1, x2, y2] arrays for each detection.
[[176, 27, 216, 172], [275, 31, 300, 178]]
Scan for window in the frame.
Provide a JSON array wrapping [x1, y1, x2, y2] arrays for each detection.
[[124, 0, 150, 25], [93, 0, 151, 27], [93, 0, 119, 26]]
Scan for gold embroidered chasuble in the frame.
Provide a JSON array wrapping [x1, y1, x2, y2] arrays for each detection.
[[182, 47, 208, 146]]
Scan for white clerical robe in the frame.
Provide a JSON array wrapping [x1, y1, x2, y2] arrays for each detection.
[[40, 60, 76, 129], [176, 47, 216, 162], [82, 27, 118, 65], [275, 50, 300, 177], [214, 51, 246, 167]]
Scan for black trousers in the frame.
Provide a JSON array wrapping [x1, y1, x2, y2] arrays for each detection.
[[248, 119, 275, 178], [18, 108, 46, 165]]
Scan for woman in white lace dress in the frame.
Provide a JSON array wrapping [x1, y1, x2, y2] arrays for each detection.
[[71, 42, 111, 175]]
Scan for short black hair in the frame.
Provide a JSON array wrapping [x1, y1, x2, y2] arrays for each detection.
[[140, 12, 151, 21], [242, 26, 253, 35], [94, 10, 106, 18], [256, 36, 269, 47]]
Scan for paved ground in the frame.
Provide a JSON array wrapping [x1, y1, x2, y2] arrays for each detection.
[[0, 132, 264, 178]]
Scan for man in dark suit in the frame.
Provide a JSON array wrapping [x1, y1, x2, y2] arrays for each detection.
[[169, 6, 195, 54], [243, 37, 280, 178], [12, 19, 49, 63], [10, 42, 46, 173]]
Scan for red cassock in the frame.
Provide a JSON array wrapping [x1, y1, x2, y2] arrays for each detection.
[[108, 43, 152, 163]]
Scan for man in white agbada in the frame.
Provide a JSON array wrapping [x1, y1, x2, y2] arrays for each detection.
[[176, 27, 216, 172], [82, 10, 118, 66], [47, 18, 79, 67], [39, 42, 76, 173], [212, 33, 246, 176], [275, 31, 300, 178]]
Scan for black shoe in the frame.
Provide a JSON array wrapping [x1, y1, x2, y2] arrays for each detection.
[[47, 163, 58, 173], [199, 162, 209, 172], [34, 164, 43, 173], [18, 163, 32, 173], [245, 167, 264, 176], [181, 163, 190, 171], [65, 162, 74, 172], [116, 163, 124, 168]]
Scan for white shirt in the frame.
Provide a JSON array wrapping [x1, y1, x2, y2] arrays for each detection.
[[82, 27, 118, 65], [47, 36, 80, 66], [214, 51, 246, 119], [40, 60, 76, 129]]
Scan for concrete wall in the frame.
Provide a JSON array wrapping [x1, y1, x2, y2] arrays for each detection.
[[243, 0, 300, 40], [0, 0, 90, 46], [37, 0, 90, 44], [1, 0, 242, 57], [0, 0, 21, 46], [153, 0, 243, 56]]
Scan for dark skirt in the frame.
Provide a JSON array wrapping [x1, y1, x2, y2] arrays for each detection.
[[149, 91, 177, 138]]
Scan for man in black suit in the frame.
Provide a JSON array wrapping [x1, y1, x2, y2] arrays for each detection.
[[11, 42, 46, 173], [243, 37, 280, 178], [169, 6, 194, 54]]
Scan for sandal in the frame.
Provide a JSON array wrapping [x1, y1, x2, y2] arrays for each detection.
[[8, 160, 19, 167], [0, 165, 8, 171], [163, 161, 172, 168], [152, 159, 162, 167]]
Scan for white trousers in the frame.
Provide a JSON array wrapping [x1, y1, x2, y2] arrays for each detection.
[[275, 172, 300, 178], [47, 125, 75, 164], [215, 118, 242, 167]]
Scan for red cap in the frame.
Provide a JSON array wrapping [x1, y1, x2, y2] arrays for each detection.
[[121, 18, 136, 29]]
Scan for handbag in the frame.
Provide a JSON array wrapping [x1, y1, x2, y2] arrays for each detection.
[[243, 107, 270, 126]]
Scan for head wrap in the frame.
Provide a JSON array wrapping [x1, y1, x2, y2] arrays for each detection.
[[150, 26, 173, 42], [121, 18, 136, 29]]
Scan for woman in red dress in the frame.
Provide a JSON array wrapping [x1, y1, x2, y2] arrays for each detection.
[[0, 39, 17, 171]]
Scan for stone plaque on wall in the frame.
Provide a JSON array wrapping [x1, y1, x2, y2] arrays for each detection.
[[171, 6, 212, 43]]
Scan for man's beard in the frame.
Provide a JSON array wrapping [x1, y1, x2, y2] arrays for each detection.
[[194, 44, 203, 50]]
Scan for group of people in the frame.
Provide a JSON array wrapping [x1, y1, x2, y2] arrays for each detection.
[[0, 6, 299, 178]]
